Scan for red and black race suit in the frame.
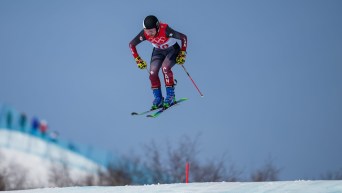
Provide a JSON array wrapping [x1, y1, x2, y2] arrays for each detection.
[[129, 22, 187, 88]]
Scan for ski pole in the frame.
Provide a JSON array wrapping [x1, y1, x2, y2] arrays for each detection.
[[181, 65, 204, 97]]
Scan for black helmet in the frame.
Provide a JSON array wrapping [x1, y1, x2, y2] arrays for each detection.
[[143, 15, 159, 29]]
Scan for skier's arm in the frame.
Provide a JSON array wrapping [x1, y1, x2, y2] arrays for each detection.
[[129, 30, 147, 69], [166, 26, 187, 52], [129, 30, 145, 58], [166, 26, 187, 64]]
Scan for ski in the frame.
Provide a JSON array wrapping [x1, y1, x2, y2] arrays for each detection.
[[131, 107, 162, 116], [131, 98, 188, 116], [146, 98, 188, 118]]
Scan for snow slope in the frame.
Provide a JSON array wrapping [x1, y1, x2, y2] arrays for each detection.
[[3, 181, 342, 193], [1, 129, 342, 192], [0, 128, 103, 187], [1, 125, 342, 192]]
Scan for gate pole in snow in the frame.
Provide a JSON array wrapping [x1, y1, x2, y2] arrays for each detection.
[[186, 162, 190, 184]]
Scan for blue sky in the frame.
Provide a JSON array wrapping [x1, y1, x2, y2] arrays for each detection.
[[1, 0, 342, 180]]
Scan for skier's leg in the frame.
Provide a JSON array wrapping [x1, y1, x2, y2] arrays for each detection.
[[162, 44, 180, 108], [149, 49, 164, 89], [161, 57, 176, 87], [150, 50, 165, 109], [162, 44, 179, 87]]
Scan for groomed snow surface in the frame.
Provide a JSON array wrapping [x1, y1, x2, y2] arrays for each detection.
[[3, 180, 342, 193]]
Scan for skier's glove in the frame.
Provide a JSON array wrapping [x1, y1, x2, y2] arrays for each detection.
[[135, 56, 147, 69], [176, 51, 187, 65]]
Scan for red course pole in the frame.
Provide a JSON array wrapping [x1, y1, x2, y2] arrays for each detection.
[[186, 162, 190, 184]]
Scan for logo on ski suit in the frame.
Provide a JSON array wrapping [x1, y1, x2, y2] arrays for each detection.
[[144, 23, 177, 49]]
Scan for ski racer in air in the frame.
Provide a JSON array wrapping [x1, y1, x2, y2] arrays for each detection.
[[129, 15, 188, 110]]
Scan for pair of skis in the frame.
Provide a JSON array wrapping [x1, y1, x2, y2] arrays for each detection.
[[131, 98, 188, 118], [131, 65, 203, 118]]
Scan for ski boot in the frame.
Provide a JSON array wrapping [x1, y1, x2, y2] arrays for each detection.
[[163, 86, 176, 109], [151, 88, 164, 110]]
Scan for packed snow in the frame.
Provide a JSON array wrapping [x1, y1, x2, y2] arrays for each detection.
[[2, 181, 342, 193]]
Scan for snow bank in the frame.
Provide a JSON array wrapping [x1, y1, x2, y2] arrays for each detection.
[[0, 129, 102, 187]]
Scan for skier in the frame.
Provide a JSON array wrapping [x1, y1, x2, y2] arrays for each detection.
[[129, 15, 187, 110]]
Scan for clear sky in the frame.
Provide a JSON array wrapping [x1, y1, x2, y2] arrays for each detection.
[[1, 0, 342, 180]]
